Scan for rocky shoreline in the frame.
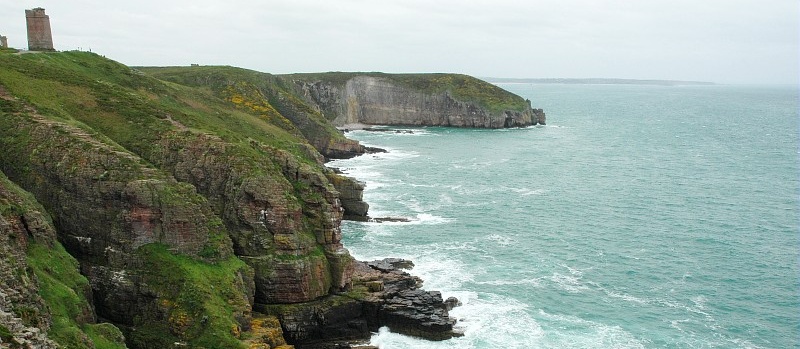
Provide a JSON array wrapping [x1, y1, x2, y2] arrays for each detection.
[[300, 139, 464, 348], [270, 143, 463, 347], [256, 257, 462, 349], [1, 53, 546, 349]]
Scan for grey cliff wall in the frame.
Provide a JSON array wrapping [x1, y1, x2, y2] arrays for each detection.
[[292, 75, 546, 128]]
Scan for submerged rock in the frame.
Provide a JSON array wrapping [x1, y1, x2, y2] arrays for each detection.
[[444, 296, 462, 311], [368, 217, 412, 223]]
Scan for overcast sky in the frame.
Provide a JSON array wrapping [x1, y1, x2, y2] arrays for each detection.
[[1, 0, 798, 84]]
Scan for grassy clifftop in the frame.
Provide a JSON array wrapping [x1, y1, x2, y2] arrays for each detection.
[[139, 65, 364, 159], [0, 51, 330, 165]]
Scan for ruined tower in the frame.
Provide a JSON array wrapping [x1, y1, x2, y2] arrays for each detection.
[[25, 8, 54, 51], [0, 36, 7, 49]]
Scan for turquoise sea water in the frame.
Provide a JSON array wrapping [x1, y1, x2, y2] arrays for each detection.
[[328, 84, 799, 349]]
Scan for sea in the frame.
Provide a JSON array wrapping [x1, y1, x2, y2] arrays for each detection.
[[328, 83, 799, 349]]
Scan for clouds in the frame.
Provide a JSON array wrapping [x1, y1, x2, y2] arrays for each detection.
[[1, 0, 797, 83]]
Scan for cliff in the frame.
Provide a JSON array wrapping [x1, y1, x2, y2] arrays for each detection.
[[1, 172, 126, 349], [0, 51, 480, 348], [0, 51, 346, 348], [282, 72, 546, 128]]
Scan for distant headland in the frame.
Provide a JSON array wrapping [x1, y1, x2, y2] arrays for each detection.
[[483, 77, 715, 86]]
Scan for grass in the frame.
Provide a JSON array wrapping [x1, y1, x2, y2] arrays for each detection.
[[0, 173, 38, 217], [133, 243, 253, 349], [139, 65, 356, 158], [2, 171, 124, 348], [83, 323, 127, 349], [0, 52, 323, 168], [26, 242, 126, 349]]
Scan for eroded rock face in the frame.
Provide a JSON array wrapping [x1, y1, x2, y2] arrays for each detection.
[[293, 76, 545, 128], [0, 179, 60, 349], [356, 259, 459, 341], [0, 108, 250, 346], [0, 170, 129, 349], [255, 80, 365, 160], [0, 116, 224, 263], [152, 131, 355, 304], [327, 174, 369, 219], [1, 65, 360, 348]]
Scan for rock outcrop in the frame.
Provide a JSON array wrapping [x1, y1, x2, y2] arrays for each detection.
[[286, 73, 546, 128], [356, 259, 460, 341], [327, 173, 369, 219], [1, 174, 63, 349], [152, 131, 353, 304], [257, 258, 460, 347]]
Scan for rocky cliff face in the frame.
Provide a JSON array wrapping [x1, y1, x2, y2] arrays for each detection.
[[288, 74, 546, 128], [1, 172, 127, 348], [0, 52, 335, 348], [0, 52, 494, 348], [327, 173, 369, 220], [152, 131, 353, 304], [0, 93, 255, 348], [1, 174, 65, 349], [257, 258, 460, 346]]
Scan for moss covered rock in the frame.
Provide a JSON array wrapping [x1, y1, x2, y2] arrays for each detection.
[[1, 171, 127, 349]]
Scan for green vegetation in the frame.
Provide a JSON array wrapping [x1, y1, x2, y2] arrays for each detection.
[[1, 171, 126, 348], [199, 217, 230, 259], [0, 324, 19, 347], [140, 65, 357, 158], [133, 243, 252, 349], [0, 173, 37, 217], [84, 323, 127, 349], [283, 71, 529, 114], [0, 52, 323, 167], [27, 242, 126, 349], [0, 52, 282, 348]]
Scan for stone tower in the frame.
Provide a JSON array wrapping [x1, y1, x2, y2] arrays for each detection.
[[25, 8, 54, 51], [0, 36, 7, 49]]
